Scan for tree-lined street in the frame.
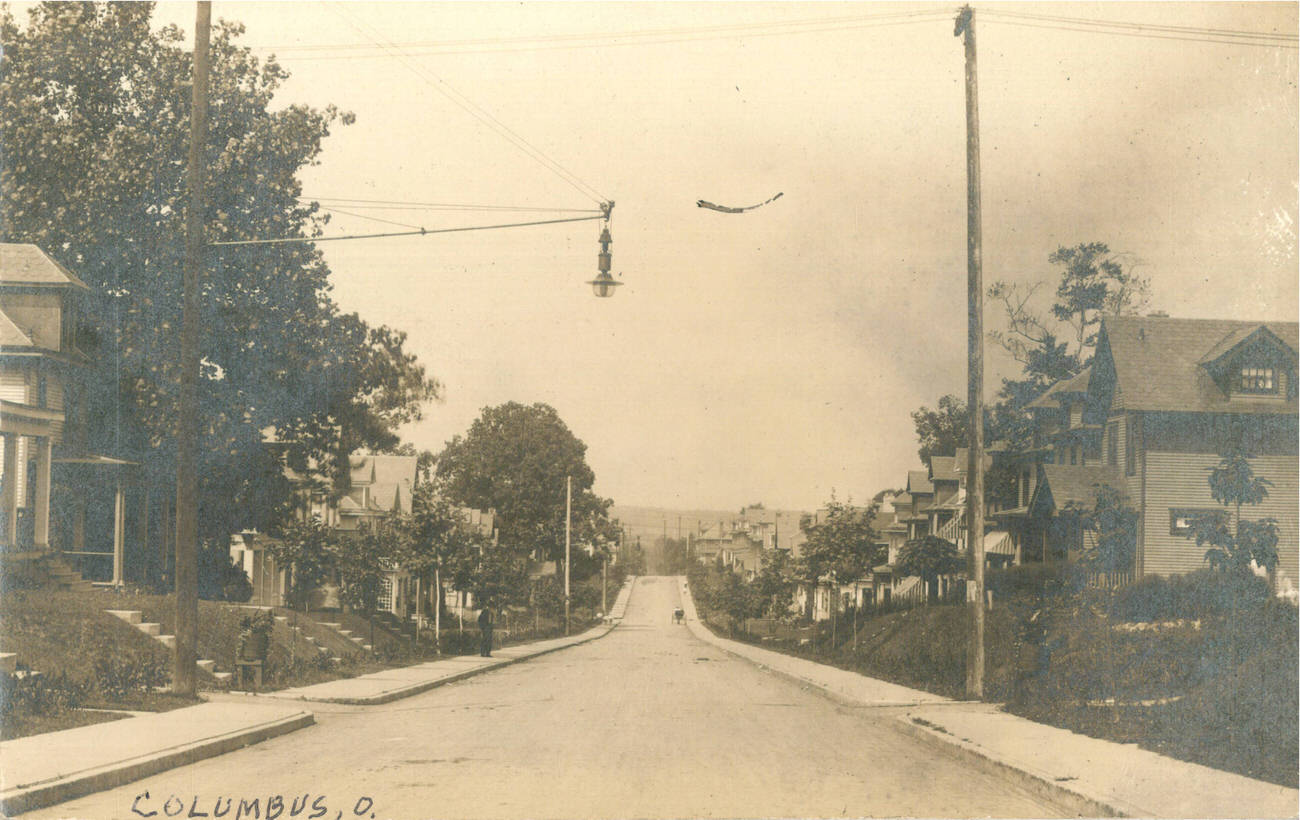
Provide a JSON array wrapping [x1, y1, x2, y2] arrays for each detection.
[[25, 578, 1063, 820]]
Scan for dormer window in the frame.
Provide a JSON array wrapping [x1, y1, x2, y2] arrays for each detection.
[[1238, 365, 1277, 395]]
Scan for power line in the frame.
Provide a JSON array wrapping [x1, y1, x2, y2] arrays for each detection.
[[208, 212, 607, 247], [326, 3, 609, 205], [248, 8, 953, 55], [301, 196, 603, 214], [980, 8, 1296, 42], [316, 204, 427, 231], [980, 10, 1298, 49]]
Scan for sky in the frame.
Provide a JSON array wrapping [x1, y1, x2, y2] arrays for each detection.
[[135, 2, 1300, 511]]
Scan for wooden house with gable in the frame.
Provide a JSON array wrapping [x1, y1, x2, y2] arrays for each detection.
[[998, 315, 1298, 582]]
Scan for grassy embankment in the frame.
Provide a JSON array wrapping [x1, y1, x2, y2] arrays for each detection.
[[691, 565, 1298, 788]]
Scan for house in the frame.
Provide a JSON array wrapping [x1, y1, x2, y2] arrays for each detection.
[[0, 244, 139, 585], [1002, 315, 1298, 581], [232, 450, 497, 617], [693, 520, 767, 579]]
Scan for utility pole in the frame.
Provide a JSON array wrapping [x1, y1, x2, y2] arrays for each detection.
[[175, 0, 211, 698], [564, 475, 571, 636], [956, 4, 986, 700]]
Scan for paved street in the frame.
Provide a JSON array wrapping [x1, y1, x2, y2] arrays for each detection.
[[30, 577, 1064, 820]]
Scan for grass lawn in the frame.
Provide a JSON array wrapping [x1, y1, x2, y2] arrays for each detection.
[[2, 708, 127, 741], [0, 588, 170, 683]]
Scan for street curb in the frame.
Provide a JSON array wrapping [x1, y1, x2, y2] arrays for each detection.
[[891, 714, 1137, 818], [676, 580, 1128, 818], [0, 710, 314, 817], [289, 576, 636, 705], [287, 624, 618, 705]]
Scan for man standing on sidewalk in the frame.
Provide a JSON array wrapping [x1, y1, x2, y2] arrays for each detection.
[[477, 604, 494, 657]]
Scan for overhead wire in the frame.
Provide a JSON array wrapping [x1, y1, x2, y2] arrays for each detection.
[[249, 8, 955, 57], [209, 212, 609, 247], [260, 12, 957, 62], [325, 2, 609, 205], [979, 9, 1298, 49], [299, 196, 604, 214], [979, 8, 1296, 42], [315, 204, 427, 231]]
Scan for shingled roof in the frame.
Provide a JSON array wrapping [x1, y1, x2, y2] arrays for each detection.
[[1026, 366, 1093, 410], [0, 244, 90, 290], [1035, 464, 1127, 511], [906, 470, 933, 495], [1099, 315, 1298, 414]]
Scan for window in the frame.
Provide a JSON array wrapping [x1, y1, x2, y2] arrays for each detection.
[[1107, 422, 1118, 466], [1238, 366, 1277, 394], [1169, 508, 1225, 536], [1069, 446, 1078, 466]]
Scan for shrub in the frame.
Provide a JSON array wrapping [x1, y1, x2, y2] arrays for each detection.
[[0, 670, 89, 717], [1112, 569, 1270, 621], [92, 653, 170, 700], [986, 562, 1082, 602]]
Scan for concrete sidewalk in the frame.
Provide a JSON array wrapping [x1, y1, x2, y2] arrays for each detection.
[[1, 578, 636, 815], [260, 577, 634, 705], [0, 701, 312, 816], [677, 577, 1300, 819], [259, 621, 617, 705]]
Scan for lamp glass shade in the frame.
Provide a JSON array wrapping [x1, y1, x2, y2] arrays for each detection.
[[587, 272, 621, 298]]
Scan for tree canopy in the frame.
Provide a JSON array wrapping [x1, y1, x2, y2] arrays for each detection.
[[0, 3, 439, 549], [435, 402, 614, 569], [796, 499, 877, 614]]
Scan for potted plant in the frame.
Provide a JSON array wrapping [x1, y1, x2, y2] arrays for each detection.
[[237, 610, 274, 662]]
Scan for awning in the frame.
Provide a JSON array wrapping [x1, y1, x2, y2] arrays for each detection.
[[984, 530, 1015, 556], [53, 454, 139, 466]]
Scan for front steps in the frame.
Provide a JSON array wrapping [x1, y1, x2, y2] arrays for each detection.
[[105, 609, 227, 683]]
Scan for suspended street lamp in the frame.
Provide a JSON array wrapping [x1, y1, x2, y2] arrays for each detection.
[[587, 204, 622, 298]]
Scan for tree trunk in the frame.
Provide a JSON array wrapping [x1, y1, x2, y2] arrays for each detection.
[[434, 566, 442, 656]]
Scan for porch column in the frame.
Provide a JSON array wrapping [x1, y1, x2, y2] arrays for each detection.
[[112, 473, 125, 586], [32, 437, 51, 548], [139, 489, 149, 583], [2, 434, 18, 547]]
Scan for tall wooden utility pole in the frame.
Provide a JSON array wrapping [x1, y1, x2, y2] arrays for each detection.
[[564, 475, 572, 636], [955, 4, 986, 700], [176, 0, 211, 697]]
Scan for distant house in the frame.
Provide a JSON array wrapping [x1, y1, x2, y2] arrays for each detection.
[[998, 315, 1298, 581], [693, 519, 768, 580]]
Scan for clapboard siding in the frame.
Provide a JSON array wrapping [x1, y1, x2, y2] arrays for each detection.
[[1143, 451, 1299, 580], [0, 369, 28, 403]]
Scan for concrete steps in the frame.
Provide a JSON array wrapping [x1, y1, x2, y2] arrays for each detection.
[[104, 609, 227, 685]]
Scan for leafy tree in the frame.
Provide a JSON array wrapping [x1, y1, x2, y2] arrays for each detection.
[[436, 402, 613, 578], [912, 395, 969, 465], [334, 519, 400, 648], [796, 499, 878, 620], [988, 242, 1150, 379], [714, 569, 762, 634], [1061, 484, 1137, 574], [753, 546, 795, 618], [1195, 449, 1279, 578], [0, 3, 438, 573], [265, 515, 337, 611], [897, 535, 964, 601], [398, 481, 489, 646]]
